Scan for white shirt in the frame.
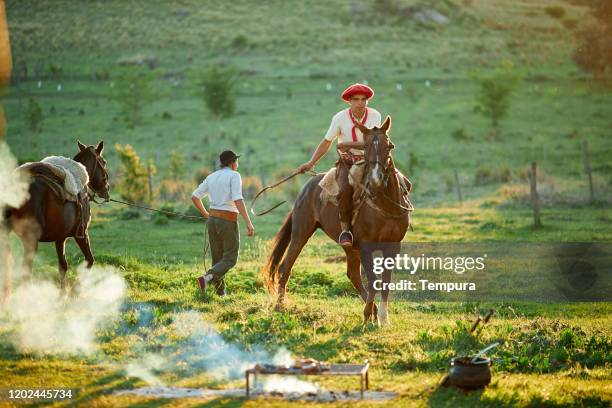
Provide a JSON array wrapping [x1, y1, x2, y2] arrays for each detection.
[[324, 108, 382, 154], [192, 167, 243, 213]]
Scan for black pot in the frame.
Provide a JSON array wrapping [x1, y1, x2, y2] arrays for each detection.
[[447, 356, 491, 390]]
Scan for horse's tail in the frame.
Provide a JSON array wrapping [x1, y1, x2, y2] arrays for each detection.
[[259, 210, 293, 293]]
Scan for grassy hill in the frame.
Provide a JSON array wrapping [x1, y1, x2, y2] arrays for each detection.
[[4, 0, 611, 208]]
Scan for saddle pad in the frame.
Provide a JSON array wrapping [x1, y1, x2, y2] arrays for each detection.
[[18, 156, 88, 201]]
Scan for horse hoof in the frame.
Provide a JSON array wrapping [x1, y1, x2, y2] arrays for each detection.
[[274, 302, 286, 312]]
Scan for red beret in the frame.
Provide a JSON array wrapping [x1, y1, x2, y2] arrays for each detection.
[[341, 83, 374, 101]]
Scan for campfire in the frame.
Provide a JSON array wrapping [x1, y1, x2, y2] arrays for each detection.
[[246, 358, 372, 400]]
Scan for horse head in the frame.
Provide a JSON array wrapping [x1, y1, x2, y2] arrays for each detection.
[[355, 115, 395, 191], [75, 140, 110, 200]]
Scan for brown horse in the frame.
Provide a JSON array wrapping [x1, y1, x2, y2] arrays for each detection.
[[260, 116, 411, 325], [3, 141, 110, 293]]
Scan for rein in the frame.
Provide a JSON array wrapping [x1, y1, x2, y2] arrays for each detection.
[[249, 169, 317, 216], [340, 146, 413, 219]]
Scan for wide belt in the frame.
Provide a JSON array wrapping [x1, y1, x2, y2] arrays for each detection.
[[210, 209, 238, 222]]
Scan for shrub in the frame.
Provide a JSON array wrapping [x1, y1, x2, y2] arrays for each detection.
[[114, 144, 156, 204], [544, 6, 565, 19], [193, 167, 211, 185], [168, 150, 186, 180], [451, 128, 472, 142], [474, 166, 512, 185], [110, 67, 158, 129], [231, 34, 249, 49], [194, 66, 238, 118], [159, 179, 192, 202], [562, 18, 579, 30], [242, 175, 263, 200], [471, 62, 521, 131]]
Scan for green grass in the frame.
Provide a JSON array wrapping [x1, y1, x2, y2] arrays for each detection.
[[1, 0, 611, 406]]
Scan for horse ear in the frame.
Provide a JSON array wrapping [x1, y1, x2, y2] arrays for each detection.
[[381, 115, 392, 133], [95, 141, 105, 155], [77, 140, 87, 152]]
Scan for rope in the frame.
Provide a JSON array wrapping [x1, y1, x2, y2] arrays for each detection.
[[249, 169, 317, 216], [108, 197, 207, 220], [103, 196, 210, 272]]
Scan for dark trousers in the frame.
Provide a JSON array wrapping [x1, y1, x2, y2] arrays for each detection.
[[207, 216, 239, 295], [336, 157, 354, 226]]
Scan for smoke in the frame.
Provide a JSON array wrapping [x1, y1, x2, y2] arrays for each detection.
[[1, 142, 30, 304], [0, 142, 29, 211], [1, 264, 126, 355], [0, 142, 317, 393], [124, 311, 318, 394]]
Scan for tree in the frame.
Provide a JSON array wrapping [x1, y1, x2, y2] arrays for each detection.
[[24, 98, 43, 132], [114, 143, 156, 204], [471, 63, 520, 134], [572, 0, 612, 82], [195, 66, 237, 118], [110, 67, 157, 129]]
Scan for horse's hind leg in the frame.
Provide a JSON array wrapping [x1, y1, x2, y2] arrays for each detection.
[[276, 222, 317, 310], [55, 239, 68, 290]]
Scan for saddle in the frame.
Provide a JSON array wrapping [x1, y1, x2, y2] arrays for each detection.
[[318, 161, 413, 222], [17, 158, 90, 238]]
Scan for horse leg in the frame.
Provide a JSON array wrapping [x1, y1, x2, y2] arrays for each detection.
[[360, 244, 379, 324], [55, 239, 68, 290], [21, 232, 39, 281], [74, 233, 94, 268], [344, 248, 367, 302], [377, 268, 392, 327], [276, 224, 316, 310], [378, 244, 400, 327]]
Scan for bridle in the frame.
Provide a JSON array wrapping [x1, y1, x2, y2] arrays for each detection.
[[365, 133, 393, 192], [77, 148, 110, 204], [342, 132, 413, 219]]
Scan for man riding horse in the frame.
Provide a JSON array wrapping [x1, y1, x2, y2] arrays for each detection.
[[298, 83, 380, 247]]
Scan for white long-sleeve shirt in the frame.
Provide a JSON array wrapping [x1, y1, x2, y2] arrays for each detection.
[[192, 167, 243, 213]]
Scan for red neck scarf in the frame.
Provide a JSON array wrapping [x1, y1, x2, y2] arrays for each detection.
[[348, 108, 368, 142]]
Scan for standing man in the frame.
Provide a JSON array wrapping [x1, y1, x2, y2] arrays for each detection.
[[297, 83, 381, 247], [192, 150, 255, 296]]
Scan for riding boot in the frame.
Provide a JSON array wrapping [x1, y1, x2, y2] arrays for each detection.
[[337, 158, 354, 247]]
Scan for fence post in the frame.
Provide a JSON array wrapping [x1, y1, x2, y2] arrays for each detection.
[[530, 161, 542, 228], [146, 161, 153, 202], [583, 140, 594, 204], [453, 169, 463, 204]]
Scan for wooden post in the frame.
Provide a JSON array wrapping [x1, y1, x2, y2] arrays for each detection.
[[146, 161, 153, 202], [454, 169, 463, 204], [530, 161, 542, 228], [583, 140, 594, 204]]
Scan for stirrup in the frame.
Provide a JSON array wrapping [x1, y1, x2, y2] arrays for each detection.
[[338, 230, 353, 247]]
